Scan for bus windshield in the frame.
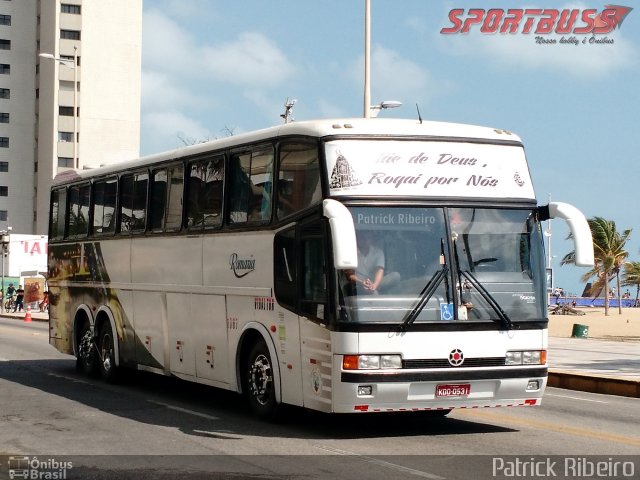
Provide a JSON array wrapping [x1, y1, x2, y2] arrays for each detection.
[[337, 206, 546, 325]]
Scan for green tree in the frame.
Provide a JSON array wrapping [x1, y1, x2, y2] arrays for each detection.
[[622, 261, 640, 305], [561, 217, 631, 315]]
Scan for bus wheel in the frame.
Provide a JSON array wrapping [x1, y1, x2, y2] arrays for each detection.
[[244, 340, 279, 420], [76, 323, 98, 376], [98, 322, 119, 383]]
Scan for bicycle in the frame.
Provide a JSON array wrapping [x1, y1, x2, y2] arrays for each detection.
[[4, 297, 15, 312]]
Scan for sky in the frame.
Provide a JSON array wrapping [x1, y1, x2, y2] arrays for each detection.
[[140, 0, 640, 296]]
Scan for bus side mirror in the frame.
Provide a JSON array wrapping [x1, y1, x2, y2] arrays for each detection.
[[323, 199, 358, 269], [541, 202, 595, 267]]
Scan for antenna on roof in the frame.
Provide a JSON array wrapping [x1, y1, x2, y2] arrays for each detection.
[[416, 104, 423, 124], [280, 98, 297, 124]]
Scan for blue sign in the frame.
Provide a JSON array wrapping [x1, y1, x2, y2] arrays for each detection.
[[440, 303, 454, 321]]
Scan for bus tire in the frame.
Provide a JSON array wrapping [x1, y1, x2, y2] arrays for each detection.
[[76, 322, 99, 377], [243, 339, 279, 420], [97, 321, 119, 383]]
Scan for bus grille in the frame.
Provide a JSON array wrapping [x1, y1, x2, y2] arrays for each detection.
[[402, 357, 506, 369]]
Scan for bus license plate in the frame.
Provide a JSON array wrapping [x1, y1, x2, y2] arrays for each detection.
[[436, 383, 470, 397]]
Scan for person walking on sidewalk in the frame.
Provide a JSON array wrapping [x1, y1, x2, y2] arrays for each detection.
[[13, 285, 24, 312]]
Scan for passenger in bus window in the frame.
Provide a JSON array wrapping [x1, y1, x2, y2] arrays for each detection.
[[346, 231, 385, 294]]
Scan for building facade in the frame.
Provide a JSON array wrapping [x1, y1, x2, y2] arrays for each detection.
[[0, 0, 141, 235]]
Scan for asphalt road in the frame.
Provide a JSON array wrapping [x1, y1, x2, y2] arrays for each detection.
[[0, 317, 638, 480]]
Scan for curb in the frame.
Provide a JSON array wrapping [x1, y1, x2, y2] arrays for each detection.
[[548, 370, 640, 398]]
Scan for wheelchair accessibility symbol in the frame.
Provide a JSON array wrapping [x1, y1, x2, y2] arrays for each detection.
[[440, 303, 454, 321]]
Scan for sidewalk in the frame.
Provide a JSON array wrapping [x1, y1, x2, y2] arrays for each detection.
[[547, 336, 640, 398], [0, 310, 638, 398]]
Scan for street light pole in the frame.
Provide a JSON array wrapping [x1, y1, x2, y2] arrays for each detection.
[[363, 0, 371, 118], [39, 46, 79, 170], [1, 229, 10, 313], [73, 46, 78, 169]]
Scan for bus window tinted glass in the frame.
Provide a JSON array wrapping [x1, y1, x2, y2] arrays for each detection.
[[228, 146, 273, 225], [92, 177, 117, 235], [188, 156, 223, 230], [277, 142, 321, 219], [120, 172, 148, 233], [152, 165, 184, 232], [68, 184, 90, 237], [50, 188, 67, 240]]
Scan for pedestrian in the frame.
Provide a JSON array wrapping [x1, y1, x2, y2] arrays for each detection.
[[14, 285, 24, 312]]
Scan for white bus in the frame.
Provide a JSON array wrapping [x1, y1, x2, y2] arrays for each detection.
[[48, 118, 594, 419]]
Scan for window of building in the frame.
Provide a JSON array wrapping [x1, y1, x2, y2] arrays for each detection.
[[60, 29, 81, 40], [0, 137, 7, 148], [0, 186, 7, 196], [58, 131, 74, 142], [187, 156, 224, 230], [0, 161, 7, 172], [0, 64, 9, 75], [0, 113, 8, 123], [0, 39, 10, 50], [59, 106, 74, 116], [61, 4, 81, 14], [0, 88, 8, 99], [58, 157, 74, 168], [0, 210, 7, 222], [0, 15, 10, 26]]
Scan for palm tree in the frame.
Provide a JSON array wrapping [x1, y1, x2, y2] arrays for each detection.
[[622, 261, 640, 306], [561, 217, 631, 315]]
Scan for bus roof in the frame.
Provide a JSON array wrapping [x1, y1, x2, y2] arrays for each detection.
[[53, 118, 523, 185]]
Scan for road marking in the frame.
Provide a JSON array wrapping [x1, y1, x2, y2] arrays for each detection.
[[546, 393, 608, 404], [454, 409, 640, 447], [47, 372, 93, 385], [315, 445, 445, 479], [148, 400, 220, 421]]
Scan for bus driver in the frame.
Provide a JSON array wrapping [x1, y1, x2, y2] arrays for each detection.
[[346, 231, 385, 294]]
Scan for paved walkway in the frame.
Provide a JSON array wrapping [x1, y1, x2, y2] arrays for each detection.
[[547, 336, 640, 397], [1, 310, 638, 397]]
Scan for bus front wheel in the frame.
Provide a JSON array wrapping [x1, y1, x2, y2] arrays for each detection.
[[244, 340, 279, 420], [98, 322, 119, 383]]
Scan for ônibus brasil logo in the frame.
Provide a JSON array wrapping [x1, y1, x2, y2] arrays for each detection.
[[441, 5, 632, 40]]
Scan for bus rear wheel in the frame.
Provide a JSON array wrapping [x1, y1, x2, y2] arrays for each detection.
[[76, 322, 98, 377], [244, 340, 279, 420], [98, 322, 119, 383]]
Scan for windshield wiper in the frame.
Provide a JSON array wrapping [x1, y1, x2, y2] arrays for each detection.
[[460, 269, 513, 330], [399, 265, 448, 331]]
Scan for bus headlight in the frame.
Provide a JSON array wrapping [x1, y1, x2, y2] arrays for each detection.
[[343, 354, 402, 370], [506, 350, 546, 365]]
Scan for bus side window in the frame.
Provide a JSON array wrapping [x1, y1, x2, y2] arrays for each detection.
[[50, 187, 67, 240], [274, 227, 297, 311], [188, 157, 223, 230], [92, 177, 117, 235], [67, 183, 90, 238], [165, 164, 184, 231], [277, 142, 321, 220], [151, 165, 183, 233], [300, 223, 327, 321], [119, 172, 148, 234], [228, 146, 273, 225], [150, 168, 168, 232]]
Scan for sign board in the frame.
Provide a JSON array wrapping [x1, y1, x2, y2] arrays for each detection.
[[325, 140, 535, 200]]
